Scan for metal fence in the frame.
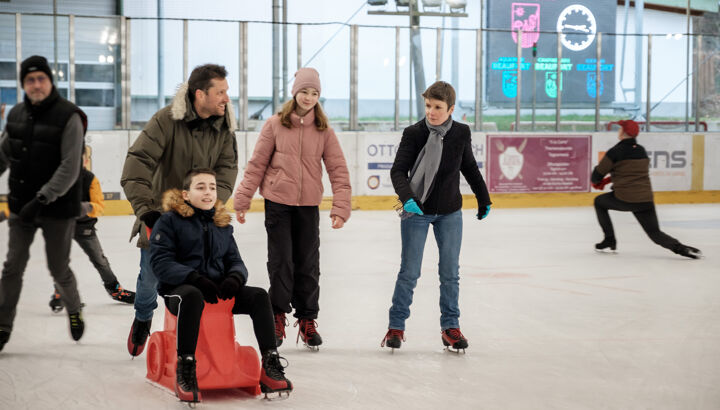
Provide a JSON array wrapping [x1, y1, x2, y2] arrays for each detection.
[[1, 11, 718, 132]]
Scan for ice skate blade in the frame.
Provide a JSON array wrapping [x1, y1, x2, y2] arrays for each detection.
[[444, 346, 466, 354], [264, 391, 291, 401], [594, 248, 617, 254], [297, 341, 320, 352]]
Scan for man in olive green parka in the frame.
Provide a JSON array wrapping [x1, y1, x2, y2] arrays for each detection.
[[121, 64, 239, 356]]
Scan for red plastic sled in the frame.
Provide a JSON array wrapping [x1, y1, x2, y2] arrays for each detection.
[[145, 298, 261, 396]]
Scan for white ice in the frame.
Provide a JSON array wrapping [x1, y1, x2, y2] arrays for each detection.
[[0, 204, 719, 410]]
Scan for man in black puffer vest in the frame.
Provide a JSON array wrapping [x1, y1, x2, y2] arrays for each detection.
[[0, 55, 87, 352]]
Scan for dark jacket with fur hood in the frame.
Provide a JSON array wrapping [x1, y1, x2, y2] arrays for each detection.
[[149, 189, 248, 295]]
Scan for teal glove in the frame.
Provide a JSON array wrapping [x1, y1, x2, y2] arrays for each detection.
[[477, 204, 491, 220], [403, 198, 424, 215]]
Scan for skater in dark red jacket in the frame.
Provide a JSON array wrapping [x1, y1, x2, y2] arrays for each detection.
[[150, 168, 291, 404], [592, 120, 701, 258]]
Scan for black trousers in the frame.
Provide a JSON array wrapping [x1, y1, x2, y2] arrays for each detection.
[[264, 199, 320, 319], [73, 224, 119, 287], [594, 192, 680, 251], [0, 215, 82, 332], [164, 284, 276, 356]]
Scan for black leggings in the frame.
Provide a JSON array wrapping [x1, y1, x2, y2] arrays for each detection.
[[594, 192, 680, 250], [164, 284, 276, 356]]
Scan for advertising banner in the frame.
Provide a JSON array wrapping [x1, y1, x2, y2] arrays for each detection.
[[487, 134, 591, 192]]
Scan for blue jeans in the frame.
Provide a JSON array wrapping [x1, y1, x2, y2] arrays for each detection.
[[388, 210, 463, 331], [133, 248, 158, 321]]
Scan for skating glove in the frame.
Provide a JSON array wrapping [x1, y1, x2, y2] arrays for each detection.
[[140, 210, 162, 229], [591, 176, 612, 191], [403, 198, 424, 215], [219, 273, 246, 300], [186, 272, 219, 304], [477, 204, 491, 220], [19, 197, 43, 222]]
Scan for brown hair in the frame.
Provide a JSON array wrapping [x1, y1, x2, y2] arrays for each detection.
[[278, 98, 329, 131], [422, 81, 455, 108], [187, 64, 227, 100], [183, 168, 216, 190]]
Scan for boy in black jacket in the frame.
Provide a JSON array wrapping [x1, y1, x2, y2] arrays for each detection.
[[150, 168, 291, 403], [382, 81, 491, 352]]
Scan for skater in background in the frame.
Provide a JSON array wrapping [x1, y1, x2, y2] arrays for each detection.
[[592, 119, 702, 258], [151, 169, 291, 403], [48, 146, 135, 313], [234, 67, 351, 350], [382, 81, 491, 352], [0, 55, 87, 351], [121, 64, 239, 357]]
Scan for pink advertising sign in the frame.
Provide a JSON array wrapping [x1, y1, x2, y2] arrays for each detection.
[[487, 135, 591, 193]]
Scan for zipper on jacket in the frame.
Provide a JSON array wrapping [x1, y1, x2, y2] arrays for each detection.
[[202, 220, 210, 275], [297, 117, 304, 205]]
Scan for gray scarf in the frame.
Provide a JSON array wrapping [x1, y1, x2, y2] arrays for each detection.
[[409, 116, 453, 204]]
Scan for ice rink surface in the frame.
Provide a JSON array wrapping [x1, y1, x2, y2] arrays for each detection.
[[0, 204, 718, 410]]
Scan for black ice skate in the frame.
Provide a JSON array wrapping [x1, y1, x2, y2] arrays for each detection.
[[441, 328, 468, 353], [295, 319, 322, 351], [381, 329, 405, 352], [105, 282, 136, 304], [595, 237, 617, 253], [68, 311, 84, 341], [49, 291, 63, 313], [260, 350, 293, 399], [0, 330, 10, 352], [175, 354, 201, 405], [674, 244, 703, 259], [127, 318, 152, 357], [274, 312, 287, 347]]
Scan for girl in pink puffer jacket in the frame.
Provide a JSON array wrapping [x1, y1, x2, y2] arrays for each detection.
[[233, 68, 351, 351]]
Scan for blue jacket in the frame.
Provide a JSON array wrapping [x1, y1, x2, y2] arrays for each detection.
[[149, 189, 248, 295]]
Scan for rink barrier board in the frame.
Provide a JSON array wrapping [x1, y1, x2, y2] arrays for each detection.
[[2, 131, 720, 215], [24, 190, 717, 217]]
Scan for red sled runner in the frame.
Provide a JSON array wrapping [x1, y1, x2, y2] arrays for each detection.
[[145, 298, 262, 399]]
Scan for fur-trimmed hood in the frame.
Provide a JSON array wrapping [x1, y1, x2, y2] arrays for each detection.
[[162, 189, 231, 227], [170, 82, 237, 132]]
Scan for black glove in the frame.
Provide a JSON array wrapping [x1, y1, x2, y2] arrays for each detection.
[[0, 210, 7, 223], [140, 210, 162, 229], [19, 198, 43, 222], [187, 272, 219, 304], [219, 273, 246, 300]]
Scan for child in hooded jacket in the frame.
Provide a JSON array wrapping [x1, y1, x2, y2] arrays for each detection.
[[150, 168, 291, 403], [233, 68, 351, 350]]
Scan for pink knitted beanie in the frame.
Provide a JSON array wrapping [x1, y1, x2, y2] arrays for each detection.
[[291, 67, 321, 97]]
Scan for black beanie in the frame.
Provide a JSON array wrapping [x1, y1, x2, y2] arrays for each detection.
[[21, 55, 53, 85]]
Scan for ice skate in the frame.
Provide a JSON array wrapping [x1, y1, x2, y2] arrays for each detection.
[[381, 329, 405, 353], [175, 354, 201, 405], [49, 291, 63, 313], [105, 282, 136, 304], [441, 328, 468, 353], [0, 330, 10, 352], [260, 350, 292, 399], [674, 244, 703, 259], [68, 311, 84, 342], [594, 237, 617, 253], [274, 312, 287, 347], [127, 318, 152, 357], [295, 319, 322, 351]]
